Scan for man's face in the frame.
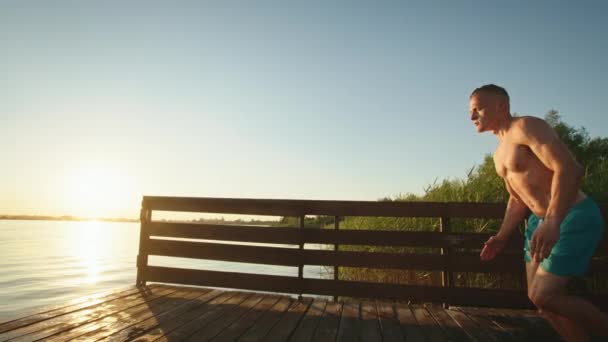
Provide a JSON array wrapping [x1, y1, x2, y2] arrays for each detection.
[[469, 92, 499, 133]]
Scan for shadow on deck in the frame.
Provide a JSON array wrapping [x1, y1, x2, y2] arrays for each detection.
[[0, 283, 576, 341]]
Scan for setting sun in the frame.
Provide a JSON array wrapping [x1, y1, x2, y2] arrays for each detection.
[[62, 160, 136, 219]]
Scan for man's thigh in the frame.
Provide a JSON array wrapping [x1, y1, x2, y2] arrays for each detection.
[[526, 261, 540, 289], [529, 266, 570, 306]]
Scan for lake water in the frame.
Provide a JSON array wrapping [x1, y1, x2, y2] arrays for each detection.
[[0, 220, 329, 323]]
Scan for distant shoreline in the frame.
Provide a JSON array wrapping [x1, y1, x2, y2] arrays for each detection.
[[0, 215, 283, 225], [0, 215, 139, 223]]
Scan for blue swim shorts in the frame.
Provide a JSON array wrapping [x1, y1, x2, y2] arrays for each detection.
[[524, 196, 605, 276]]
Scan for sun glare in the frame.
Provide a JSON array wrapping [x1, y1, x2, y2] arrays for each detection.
[[67, 220, 105, 285], [62, 161, 134, 219]]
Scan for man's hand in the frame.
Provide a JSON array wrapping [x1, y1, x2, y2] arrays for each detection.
[[530, 219, 560, 262], [480, 235, 507, 261]]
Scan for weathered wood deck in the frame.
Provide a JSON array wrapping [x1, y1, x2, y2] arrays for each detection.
[[0, 283, 571, 342]]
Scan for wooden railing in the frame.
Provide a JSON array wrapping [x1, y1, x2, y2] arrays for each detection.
[[136, 196, 608, 310]]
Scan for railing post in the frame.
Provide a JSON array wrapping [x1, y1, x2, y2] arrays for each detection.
[[333, 215, 340, 302], [440, 216, 453, 309], [298, 215, 305, 301], [136, 200, 151, 287]]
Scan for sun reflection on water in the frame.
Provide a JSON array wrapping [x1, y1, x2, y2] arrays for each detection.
[[67, 220, 110, 285]]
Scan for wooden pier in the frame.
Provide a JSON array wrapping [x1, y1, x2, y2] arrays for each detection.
[[2, 196, 606, 341], [0, 283, 570, 341]]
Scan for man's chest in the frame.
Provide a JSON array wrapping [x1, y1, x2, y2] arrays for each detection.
[[493, 142, 533, 177]]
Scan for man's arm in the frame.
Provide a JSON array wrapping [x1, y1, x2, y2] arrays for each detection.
[[480, 181, 528, 261], [496, 183, 529, 241], [515, 117, 584, 260], [516, 117, 584, 224]]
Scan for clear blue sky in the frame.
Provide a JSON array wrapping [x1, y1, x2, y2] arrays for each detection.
[[2, 1, 607, 218]]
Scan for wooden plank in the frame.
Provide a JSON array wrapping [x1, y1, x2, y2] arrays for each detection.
[[211, 295, 282, 342], [146, 221, 301, 245], [0, 284, 159, 334], [411, 304, 447, 342], [146, 239, 303, 267], [304, 249, 524, 273], [47, 286, 206, 342], [143, 196, 509, 218], [146, 239, 602, 276], [94, 287, 223, 341], [108, 288, 225, 342], [424, 303, 472, 342], [311, 301, 343, 342], [151, 290, 241, 342], [261, 297, 312, 342], [193, 293, 268, 341], [445, 307, 499, 342], [101, 288, 224, 341], [145, 222, 523, 252], [146, 240, 524, 273], [474, 307, 538, 318], [1, 285, 177, 341], [360, 300, 382, 342], [462, 307, 528, 341], [183, 292, 261, 341], [0, 285, 147, 328], [146, 221, 524, 250], [336, 299, 360, 342], [41, 287, 184, 341], [143, 266, 302, 295], [302, 277, 533, 308], [37, 286, 180, 341], [289, 298, 327, 342], [182, 293, 264, 341], [490, 308, 562, 341], [144, 267, 534, 308], [376, 300, 405, 342], [144, 196, 608, 222], [305, 230, 523, 250], [458, 307, 517, 341], [394, 302, 426, 342], [237, 296, 294, 341], [304, 277, 446, 302]]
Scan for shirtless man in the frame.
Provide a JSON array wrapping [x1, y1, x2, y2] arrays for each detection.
[[473, 84, 607, 341]]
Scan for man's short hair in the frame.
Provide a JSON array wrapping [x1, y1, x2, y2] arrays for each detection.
[[470, 84, 510, 104]]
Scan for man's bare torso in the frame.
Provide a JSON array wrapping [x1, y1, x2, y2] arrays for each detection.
[[493, 117, 585, 217]]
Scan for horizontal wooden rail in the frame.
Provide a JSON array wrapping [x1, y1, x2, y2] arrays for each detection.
[[146, 222, 524, 250], [146, 220, 606, 255], [147, 239, 301, 267], [147, 239, 527, 273], [147, 237, 607, 274], [143, 196, 511, 218], [144, 195, 608, 221], [147, 222, 302, 245]]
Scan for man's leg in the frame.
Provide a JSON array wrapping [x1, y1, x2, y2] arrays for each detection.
[[529, 266, 608, 338], [526, 261, 583, 340]]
